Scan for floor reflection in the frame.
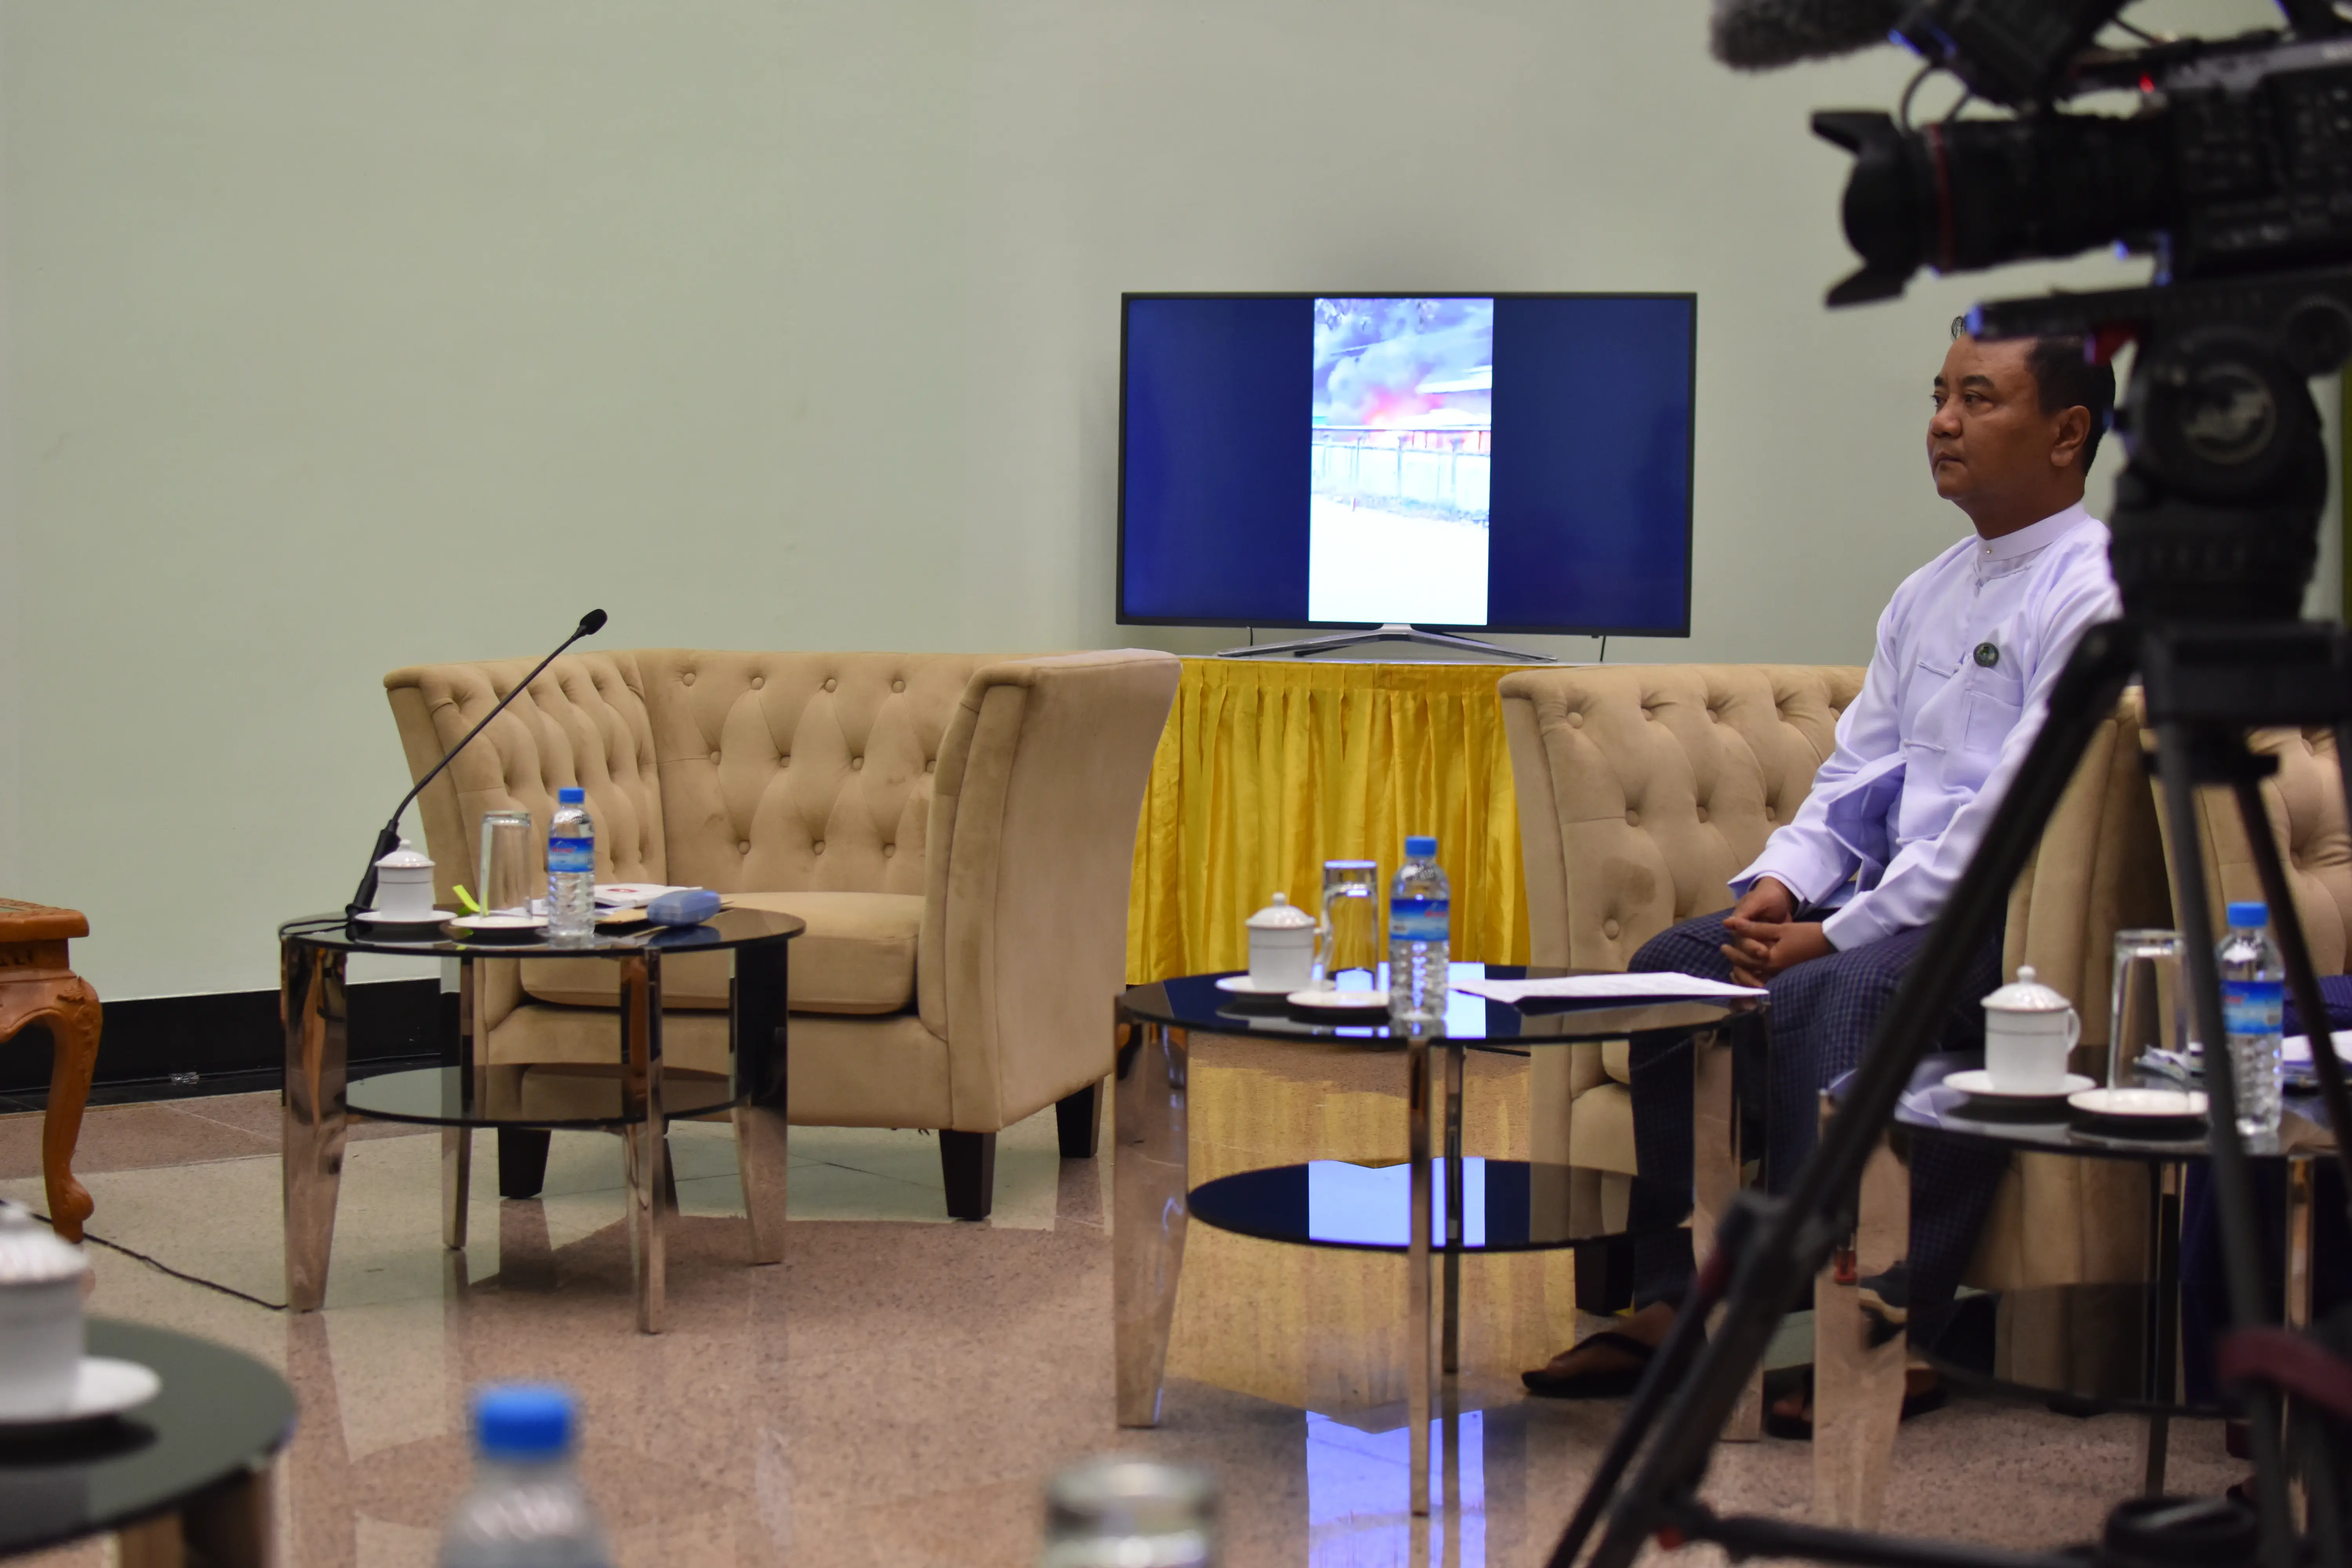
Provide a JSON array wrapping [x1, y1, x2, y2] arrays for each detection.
[[1305, 1410, 1485, 1567]]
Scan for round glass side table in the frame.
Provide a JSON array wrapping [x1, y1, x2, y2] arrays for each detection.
[[0, 1318, 296, 1565], [276, 908, 802, 1332], [1112, 965, 1763, 1515], [1886, 1053, 2334, 1492]]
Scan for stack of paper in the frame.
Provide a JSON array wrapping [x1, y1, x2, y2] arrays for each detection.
[[1451, 973, 1766, 1007], [593, 883, 690, 909]]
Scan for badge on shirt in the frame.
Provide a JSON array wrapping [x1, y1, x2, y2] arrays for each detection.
[[1974, 642, 2000, 668]]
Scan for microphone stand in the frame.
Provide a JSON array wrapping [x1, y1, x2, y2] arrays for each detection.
[[346, 610, 607, 918]]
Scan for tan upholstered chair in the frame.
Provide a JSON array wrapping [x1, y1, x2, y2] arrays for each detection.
[[1499, 664, 2170, 1287], [2149, 716, 2352, 973], [385, 648, 1180, 1220]]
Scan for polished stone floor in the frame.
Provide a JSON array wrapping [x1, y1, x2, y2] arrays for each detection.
[[1, 1035, 2239, 1566]]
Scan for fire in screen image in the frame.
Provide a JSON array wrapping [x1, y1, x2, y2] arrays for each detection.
[[1307, 297, 1493, 626]]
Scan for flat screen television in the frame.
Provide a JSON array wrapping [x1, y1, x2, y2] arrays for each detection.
[[1117, 293, 1695, 638]]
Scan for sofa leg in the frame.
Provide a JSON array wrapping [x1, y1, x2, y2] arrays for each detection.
[[498, 1128, 552, 1200], [1055, 1079, 1104, 1160], [939, 1130, 996, 1221]]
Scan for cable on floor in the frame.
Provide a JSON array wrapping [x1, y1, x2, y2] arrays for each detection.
[[23, 1206, 287, 1313]]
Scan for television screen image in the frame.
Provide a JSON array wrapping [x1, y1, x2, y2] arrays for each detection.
[[1118, 292, 1694, 637], [1309, 298, 1494, 626]]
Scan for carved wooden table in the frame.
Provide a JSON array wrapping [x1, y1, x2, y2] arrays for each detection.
[[0, 898, 101, 1239]]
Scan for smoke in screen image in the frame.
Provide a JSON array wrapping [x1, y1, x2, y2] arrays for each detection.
[[1308, 297, 1493, 626]]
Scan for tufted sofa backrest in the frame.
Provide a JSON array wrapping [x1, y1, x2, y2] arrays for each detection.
[[630, 650, 989, 897], [385, 652, 669, 906], [384, 650, 996, 904], [1500, 664, 1863, 971], [2154, 720, 2352, 975]]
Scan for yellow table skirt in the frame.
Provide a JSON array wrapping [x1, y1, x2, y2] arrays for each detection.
[[1126, 658, 1530, 982]]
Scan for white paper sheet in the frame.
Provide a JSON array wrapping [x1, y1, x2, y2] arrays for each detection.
[[2283, 1029, 2352, 1067], [1450, 972, 1766, 1006]]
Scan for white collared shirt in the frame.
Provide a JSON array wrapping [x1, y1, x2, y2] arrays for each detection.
[[1734, 501, 2120, 949]]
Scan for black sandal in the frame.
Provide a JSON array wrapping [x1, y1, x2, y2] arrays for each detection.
[[1522, 1330, 1656, 1399]]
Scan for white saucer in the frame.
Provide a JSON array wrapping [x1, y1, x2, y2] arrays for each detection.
[[1286, 988, 1390, 1015], [354, 907, 452, 927], [1216, 975, 1307, 996], [1944, 1069, 2095, 1101], [448, 913, 548, 937], [0, 1356, 160, 1432], [2068, 1087, 2209, 1120]]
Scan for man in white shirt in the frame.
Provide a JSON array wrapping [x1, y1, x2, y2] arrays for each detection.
[[1525, 324, 2121, 1419]]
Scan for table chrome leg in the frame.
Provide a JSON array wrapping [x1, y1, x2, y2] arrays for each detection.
[[442, 1128, 472, 1252], [1813, 1102, 1910, 1528], [621, 954, 670, 1334], [2140, 1160, 2183, 1495], [1443, 1038, 1464, 1379], [282, 939, 349, 1313], [1691, 1023, 1760, 1440], [1408, 1027, 1433, 1518], [443, 955, 476, 1251], [734, 938, 791, 1264], [1116, 1016, 1190, 1426], [184, 1461, 276, 1568]]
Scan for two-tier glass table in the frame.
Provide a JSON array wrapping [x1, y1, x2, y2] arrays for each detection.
[[1112, 965, 1764, 1514], [277, 908, 802, 1332], [1879, 1052, 2335, 1495]]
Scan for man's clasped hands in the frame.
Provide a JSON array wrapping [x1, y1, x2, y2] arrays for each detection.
[[1720, 876, 1833, 987]]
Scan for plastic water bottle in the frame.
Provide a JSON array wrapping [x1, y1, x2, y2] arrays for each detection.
[[1389, 835, 1450, 1029], [546, 787, 596, 942], [438, 1385, 612, 1568], [2218, 900, 2285, 1138]]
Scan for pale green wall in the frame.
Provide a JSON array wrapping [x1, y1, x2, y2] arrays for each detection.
[[0, 0, 2303, 1000]]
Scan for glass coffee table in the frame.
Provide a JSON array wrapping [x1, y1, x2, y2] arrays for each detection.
[[1866, 1052, 2335, 1494], [277, 908, 802, 1332], [1112, 966, 1762, 1515]]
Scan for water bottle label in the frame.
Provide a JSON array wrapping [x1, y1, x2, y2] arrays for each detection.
[[2222, 978, 2282, 1038], [1391, 897, 1448, 942], [548, 836, 593, 874]]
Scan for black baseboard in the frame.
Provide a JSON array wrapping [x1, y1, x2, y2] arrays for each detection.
[[0, 978, 446, 1103]]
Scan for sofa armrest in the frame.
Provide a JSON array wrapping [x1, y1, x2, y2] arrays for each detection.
[[919, 650, 1181, 1131]]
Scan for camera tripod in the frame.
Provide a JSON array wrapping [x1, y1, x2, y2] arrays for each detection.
[[1545, 310, 2352, 1568]]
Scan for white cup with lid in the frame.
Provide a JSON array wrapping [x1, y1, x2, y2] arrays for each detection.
[[1982, 965, 2081, 1094], [372, 838, 438, 919], [1245, 893, 1318, 991], [0, 1200, 89, 1418]]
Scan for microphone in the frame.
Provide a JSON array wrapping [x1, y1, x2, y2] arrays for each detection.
[[1710, 0, 1903, 70], [347, 609, 609, 918]]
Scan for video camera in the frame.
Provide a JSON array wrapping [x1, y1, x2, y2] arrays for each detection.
[[1768, 0, 2352, 622]]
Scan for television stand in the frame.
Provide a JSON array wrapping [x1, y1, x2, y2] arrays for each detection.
[[1216, 623, 1555, 662]]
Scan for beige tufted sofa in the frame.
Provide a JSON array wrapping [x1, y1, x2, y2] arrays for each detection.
[[1500, 663, 2171, 1292], [2151, 717, 2352, 973], [384, 647, 1180, 1220]]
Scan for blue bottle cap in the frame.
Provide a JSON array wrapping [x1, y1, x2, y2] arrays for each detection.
[[2226, 900, 2269, 929], [474, 1384, 574, 1459], [558, 786, 585, 804], [1405, 835, 1437, 858]]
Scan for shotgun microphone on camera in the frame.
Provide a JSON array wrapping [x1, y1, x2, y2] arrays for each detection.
[[345, 608, 609, 918], [1710, 0, 1903, 70]]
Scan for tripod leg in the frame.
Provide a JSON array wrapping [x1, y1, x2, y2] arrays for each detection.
[[1568, 622, 2136, 1568], [2230, 773, 2352, 1198], [2152, 723, 2297, 1565], [1812, 1098, 1910, 1527]]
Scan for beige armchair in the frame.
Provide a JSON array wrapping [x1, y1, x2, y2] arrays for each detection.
[[1499, 663, 2170, 1284], [2149, 717, 2352, 973], [384, 648, 1179, 1220]]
